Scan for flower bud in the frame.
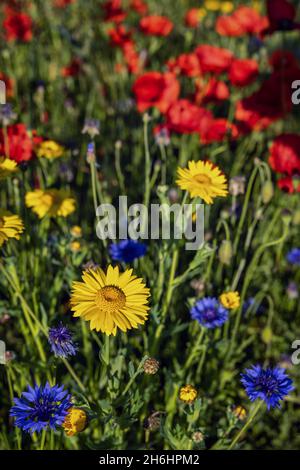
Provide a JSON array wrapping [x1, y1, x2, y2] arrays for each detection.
[[261, 180, 274, 204], [143, 358, 160, 375], [143, 412, 161, 431], [218, 240, 233, 266], [192, 431, 204, 443]]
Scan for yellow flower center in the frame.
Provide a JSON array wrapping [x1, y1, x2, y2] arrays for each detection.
[[95, 285, 126, 312], [63, 408, 87, 436], [194, 174, 211, 185]]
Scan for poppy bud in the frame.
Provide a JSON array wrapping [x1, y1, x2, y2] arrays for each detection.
[[218, 240, 233, 265], [261, 180, 274, 204]]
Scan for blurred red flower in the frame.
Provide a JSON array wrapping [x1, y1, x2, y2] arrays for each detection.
[[195, 45, 233, 74], [269, 134, 300, 176], [195, 77, 229, 105], [140, 15, 173, 36], [130, 0, 148, 15], [277, 176, 300, 193], [229, 58, 259, 87], [108, 25, 132, 47], [103, 0, 126, 23], [0, 124, 41, 163], [132, 72, 180, 113], [3, 8, 33, 42], [216, 6, 268, 37], [123, 43, 142, 75], [167, 53, 201, 77], [266, 0, 300, 33], [185, 8, 203, 28], [61, 58, 82, 77], [166, 99, 212, 134], [200, 118, 237, 145], [235, 73, 293, 131]]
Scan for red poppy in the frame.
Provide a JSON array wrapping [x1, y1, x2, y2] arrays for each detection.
[[3, 8, 33, 42], [103, 0, 126, 23], [269, 134, 300, 176], [123, 43, 142, 75], [216, 15, 244, 37], [108, 25, 132, 47], [61, 58, 82, 77], [232, 6, 268, 35], [185, 8, 202, 28], [132, 72, 180, 113], [0, 72, 14, 98], [200, 118, 237, 145], [195, 77, 229, 105], [195, 45, 233, 75], [130, 0, 148, 15], [277, 176, 300, 193], [266, 0, 300, 33], [166, 99, 212, 134], [140, 15, 173, 36], [269, 50, 299, 71], [167, 53, 201, 77], [235, 73, 292, 132], [229, 58, 259, 87], [0, 124, 41, 163]]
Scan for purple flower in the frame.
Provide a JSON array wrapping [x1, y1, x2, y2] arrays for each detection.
[[48, 323, 77, 358], [190, 297, 229, 329]]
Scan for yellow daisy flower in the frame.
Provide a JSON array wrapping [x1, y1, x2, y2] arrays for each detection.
[[220, 1, 234, 13], [63, 408, 88, 437], [0, 157, 18, 180], [70, 241, 81, 252], [70, 265, 150, 336], [179, 385, 198, 404], [36, 140, 65, 160], [176, 160, 228, 204], [70, 225, 82, 238], [219, 291, 240, 309], [25, 189, 76, 219], [0, 210, 24, 247]]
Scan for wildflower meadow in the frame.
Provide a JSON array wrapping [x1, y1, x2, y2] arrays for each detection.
[[0, 0, 300, 454]]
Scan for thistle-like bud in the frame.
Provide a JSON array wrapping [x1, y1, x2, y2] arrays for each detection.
[[143, 358, 160, 375], [192, 431, 204, 443], [143, 412, 161, 431], [218, 240, 233, 266], [261, 180, 274, 204]]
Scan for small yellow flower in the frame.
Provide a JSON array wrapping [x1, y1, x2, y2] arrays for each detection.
[[0, 157, 18, 180], [70, 225, 82, 238], [179, 385, 198, 404], [70, 265, 150, 336], [220, 2, 234, 13], [0, 210, 24, 247], [219, 291, 240, 310], [204, 0, 221, 11], [233, 406, 247, 421], [25, 189, 76, 219], [197, 8, 207, 20], [176, 160, 228, 204], [36, 140, 64, 160], [63, 408, 88, 436], [70, 241, 81, 252]]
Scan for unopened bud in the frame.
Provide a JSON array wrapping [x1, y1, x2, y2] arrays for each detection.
[[192, 431, 204, 443], [218, 240, 233, 266], [261, 326, 272, 344], [143, 358, 160, 375], [261, 180, 274, 204], [143, 412, 161, 431]]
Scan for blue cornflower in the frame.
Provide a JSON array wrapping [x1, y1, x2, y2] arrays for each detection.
[[10, 383, 72, 433], [190, 297, 229, 329], [241, 365, 294, 410], [109, 239, 147, 263], [48, 323, 77, 358], [286, 248, 300, 265]]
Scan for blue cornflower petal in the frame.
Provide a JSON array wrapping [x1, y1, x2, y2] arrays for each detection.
[[286, 248, 300, 265], [109, 239, 147, 263], [48, 323, 77, 358], [10, 383, 72, 433], [241, 365, 294, 409], [190, 297, 229, 329]]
